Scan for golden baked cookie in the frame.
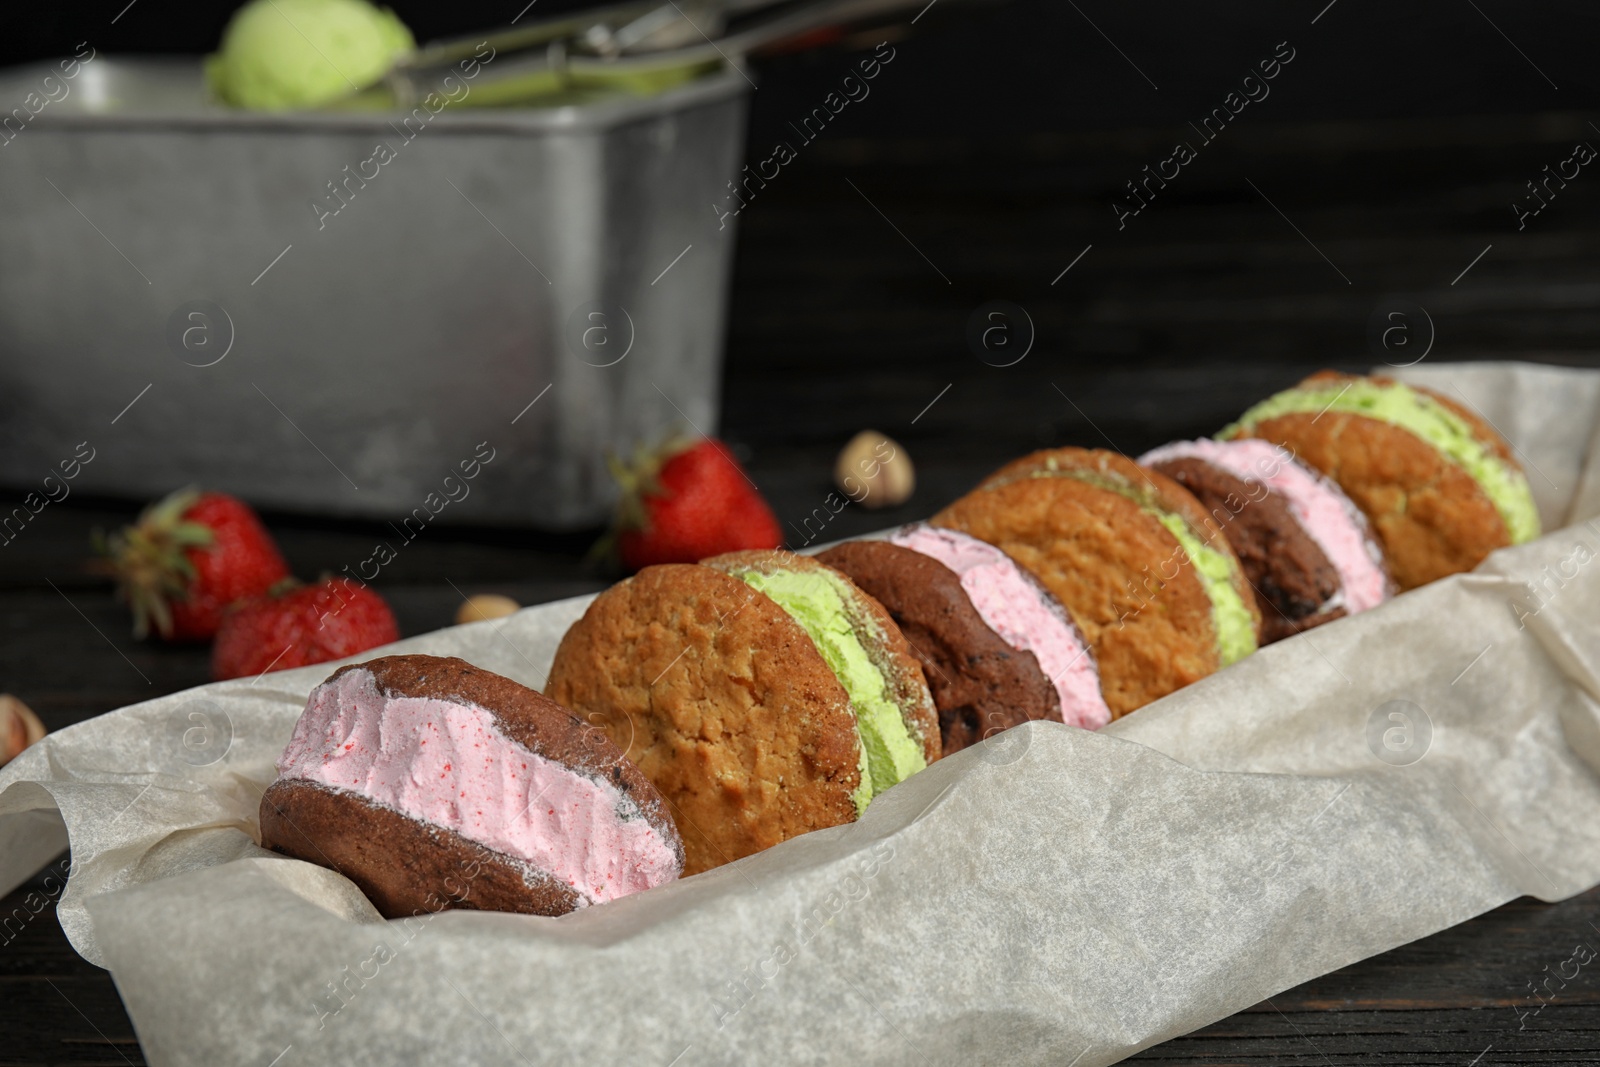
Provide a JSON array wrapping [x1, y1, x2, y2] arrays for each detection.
[[933, 448, 1259, 718], [547, 551, 940, 876], [701, 550, 940, 770], [547, 564, 857, 876], [1221, 371, 1540, 590]]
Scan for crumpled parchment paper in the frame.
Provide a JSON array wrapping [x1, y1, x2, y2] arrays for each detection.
[[3, 361, 1600, 1067]]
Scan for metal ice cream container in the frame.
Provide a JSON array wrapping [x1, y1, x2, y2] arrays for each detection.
[[0, 57, 747, 528]]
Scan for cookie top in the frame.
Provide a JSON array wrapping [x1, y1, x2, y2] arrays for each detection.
[[261, 777, 587, 918], [932, 469, 1235, 716], [816, 540, 1059, 754], [1222, 371, 1539, 544], [885, 524, 1111, 730], [546, 563, 862, 876], [971, 447, 1260, 665], [1219, 372, 1537, 589], [273, 654, 684, 905], [702, 550, 940, 806]]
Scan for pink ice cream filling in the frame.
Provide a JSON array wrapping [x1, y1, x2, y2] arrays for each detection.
[[1139, 438, 1389, 615], [888, 525, 1112, 730], [275, 668, 681, 906]]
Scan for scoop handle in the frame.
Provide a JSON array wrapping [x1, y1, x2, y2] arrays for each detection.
[[372, 0, 937, 109]]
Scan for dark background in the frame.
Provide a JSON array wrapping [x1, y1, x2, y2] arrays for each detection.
[[6, 0, 1597, 505], [7, 2, 1600, 1063], [5, 0, 1600, 537], [4, 0, 1599, 707], [7, 0, 1600, 129]]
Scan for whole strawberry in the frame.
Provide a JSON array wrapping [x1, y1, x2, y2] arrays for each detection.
[[609, 436, 783, 571], [211, 577, 399, 681], [99, 488, 291, 641]]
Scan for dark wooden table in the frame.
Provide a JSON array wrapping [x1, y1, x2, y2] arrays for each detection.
[[7, 103, 1600, 1063]]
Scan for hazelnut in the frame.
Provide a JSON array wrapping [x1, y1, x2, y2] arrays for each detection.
[[834, 430, 914, 509], [455, 594, 521, 626], [0, 694, 45, 766]]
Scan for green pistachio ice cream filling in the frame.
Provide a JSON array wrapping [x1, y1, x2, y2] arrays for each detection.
[[1220, 379, 1540, 544], [1150, 513, 1257, 665], [1009, 464, 1258, 665], [731, 568, 926, 815], [206, 0, 416, 111]]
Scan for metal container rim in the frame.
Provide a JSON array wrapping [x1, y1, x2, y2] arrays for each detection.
[[3, 56, 753, 135]]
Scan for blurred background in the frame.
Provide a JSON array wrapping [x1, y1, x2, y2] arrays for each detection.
[[3, 0, 1600, 708]]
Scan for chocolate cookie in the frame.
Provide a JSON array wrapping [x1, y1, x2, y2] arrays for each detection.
[[933, 448, 1260, 717], [1222, 371, 1540, 590], [1141, 438, 1392, 643], [886, 524, 1112, 730], [816, 540, 1058, 754], [260, 654, 683, 919]]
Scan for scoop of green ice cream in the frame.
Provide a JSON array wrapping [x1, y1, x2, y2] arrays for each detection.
[[207, 0, 414, 111]]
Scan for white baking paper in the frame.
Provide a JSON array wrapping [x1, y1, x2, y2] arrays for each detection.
[[3, 361, 1600, 1067]]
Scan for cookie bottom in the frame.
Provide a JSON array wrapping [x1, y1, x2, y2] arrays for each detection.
[[260, 778, 583, 919]]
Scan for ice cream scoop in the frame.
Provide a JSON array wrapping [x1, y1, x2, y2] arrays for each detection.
[[206, 0, 415, 111]]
